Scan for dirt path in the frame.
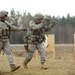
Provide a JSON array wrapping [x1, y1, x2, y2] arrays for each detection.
[[0, 45, 75, 75]]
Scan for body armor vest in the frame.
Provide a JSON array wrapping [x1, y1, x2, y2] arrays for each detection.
[[28, 28, 45, 44], [0, 20, 11, 39]]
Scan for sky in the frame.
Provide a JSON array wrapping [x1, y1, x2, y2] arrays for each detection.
[[0, 0, 75, 17]]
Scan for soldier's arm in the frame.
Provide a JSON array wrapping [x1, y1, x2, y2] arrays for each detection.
[[5, 21, 21, 31], [48, 21, 57, 29], [42, 21, 57, 32], [29, 21, 43, 30]]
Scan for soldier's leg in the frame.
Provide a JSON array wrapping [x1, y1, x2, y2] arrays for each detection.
[[37, 43, 45, 63], [37, 43, 48, 69], [4, 40, 20, 72], [0, 42, 3, 54], [23, 44, 36, 68], [0, 42, 4, 72]]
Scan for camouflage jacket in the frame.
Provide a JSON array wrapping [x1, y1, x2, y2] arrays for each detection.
[[0, 20, 21, 40]]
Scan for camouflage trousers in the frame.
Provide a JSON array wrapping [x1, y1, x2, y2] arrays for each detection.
[[0, 39, 15, 65], [24, 43, 46, 64]]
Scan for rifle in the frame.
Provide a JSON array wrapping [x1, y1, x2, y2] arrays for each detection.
[[41, 19, 62, 32]]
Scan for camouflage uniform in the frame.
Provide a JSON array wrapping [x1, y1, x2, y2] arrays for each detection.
[[23, 13, 48, 69], [0, 10, 20, 72]]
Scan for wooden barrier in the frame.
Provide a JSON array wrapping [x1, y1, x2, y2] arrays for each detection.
[[72, 34, 75, 60], [74, 34, 75, 52], [35, 34, 55, 59]]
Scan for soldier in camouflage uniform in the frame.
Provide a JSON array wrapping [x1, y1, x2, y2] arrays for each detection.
[[23, 13, 55, 70], [23, 13, 57, 69], [0, 10, 20, 72]]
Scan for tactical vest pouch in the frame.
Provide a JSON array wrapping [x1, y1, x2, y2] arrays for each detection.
[[33, 29, 39, 35], [36, 34, 45, 43], [2, 29, 10, 36], [0, 29, 2, 36], [0, 29, 10, 39], [28, 34, 45, 44], [2, 29, 7, 36], [6, 29, 10, 36]]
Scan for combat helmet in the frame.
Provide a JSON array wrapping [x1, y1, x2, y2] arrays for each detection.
[[34, 13, 44, 19], [0, 10, 8, 18]]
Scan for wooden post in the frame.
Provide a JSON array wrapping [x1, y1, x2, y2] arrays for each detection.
[[35, 34, 56, 59], [45, 34, 55, 59]]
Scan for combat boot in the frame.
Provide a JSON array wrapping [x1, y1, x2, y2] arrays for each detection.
[[10, 64, 20, 72], [23, 62, 28, 68], [41, 63, 48, 70]]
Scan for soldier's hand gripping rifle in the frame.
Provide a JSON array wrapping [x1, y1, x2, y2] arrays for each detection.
[[41, 18, 61, 32], [48, 20, 59, 28]]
